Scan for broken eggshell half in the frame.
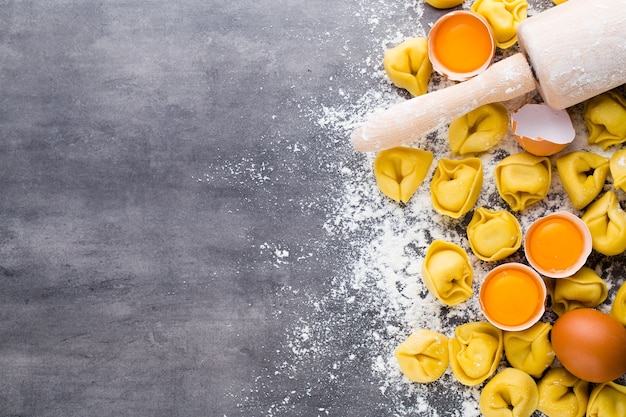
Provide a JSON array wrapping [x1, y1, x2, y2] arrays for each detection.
[[511, 104, 575, 156]]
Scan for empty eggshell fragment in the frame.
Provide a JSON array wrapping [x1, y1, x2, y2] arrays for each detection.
[[511, 103, 575, 156]]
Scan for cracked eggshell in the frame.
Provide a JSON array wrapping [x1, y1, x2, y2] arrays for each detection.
[[511, 104, 575, 156]]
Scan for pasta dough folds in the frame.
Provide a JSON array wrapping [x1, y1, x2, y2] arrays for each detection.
[[556, 151, 609, 210], [581, 190, 626, 256], [611, 281, 626, 326], [394, 329, 449, 383], [587, 382, 626, 417], [383, 37, 433, 97], [449, 321, 502, 386], [422, 240, 473, 306], [610, 149, 626, 192], [495, 152, 551, 212], [431, 158, 483, 218], [471, 0, 528, 49], [479, 368, 538, 417], [425, 0, 464, 8], [584, 90, 626, 149], [373, 147, 434, 203], [537, 367, 588, 417], [448, 103, 509, 154], [503, 321, 554, 378], [467, 207, 521, 261], [547, 266, 608, 316]]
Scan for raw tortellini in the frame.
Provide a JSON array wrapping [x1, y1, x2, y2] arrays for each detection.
[[584, 90, 626, 149], [373, 147, 434, 203], [425, 0, 464, 8], [587, 381, 626, 417], [448, 103, 509, 154], [610, 149, 626, 192], [547, 266, 608, 316], [537, 367, 589, 417], [556, 151, 609, 210], [495, 152, 551, 212], [503, 321, 554, 378], [581, 190, 626, 256], [449, 321, 503, 386], [383, 37, 433, 97], [422, 240, 473, 306], [394, 329, 449, 383], [479, 368, 538, 417], [611, 281, 626, 326], [431, 158, 483, 218], [467, 207, 522, 261], [471, 0, 528, 49]]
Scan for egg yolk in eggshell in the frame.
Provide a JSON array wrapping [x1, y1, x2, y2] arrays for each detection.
[[526, 217, 585, 273]]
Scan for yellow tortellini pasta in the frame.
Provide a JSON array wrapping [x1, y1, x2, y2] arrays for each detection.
[[552, 0, 567, 4], [547, 266, 608, 316], [394, 329, 449, 383], [495, 152, 551, 212], [449, 321, 503, 386], [431, 158, 483, 218], [610, 149, 626, 192], [448, 103, 509, 154], [556, 151, 609, 210], [584, 90, 626, 149], [383, 37, 433, 97], [581, 190, 626, 256], [537, 367, 589, 417], [479, 368, 538, 417], [467, 207, 522, 261], [471, 0, 528, 49], [422, 240, 473, 306], [611, 281, 626, 326], [425, 0, 464, 8], [503, 321, 554, 378], [373, 147, 434, 203], [587, 382, 626, 417]]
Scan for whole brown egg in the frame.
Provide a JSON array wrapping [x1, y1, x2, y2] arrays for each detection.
[[551, 308, 626, 383]]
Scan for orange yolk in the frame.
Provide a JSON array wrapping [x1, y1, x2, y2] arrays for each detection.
[[482, 269, 542, 327], [431, 14, 493, 73], [528, 218, 584, 272]]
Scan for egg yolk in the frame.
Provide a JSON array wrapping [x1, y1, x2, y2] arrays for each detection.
[[481, 269, 542, 327], [528, 218, 584, 272], [431, 14, 493, 73]]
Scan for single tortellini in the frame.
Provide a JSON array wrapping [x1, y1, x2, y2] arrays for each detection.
[[425, 0, 464, 8], [467, 207, 522, 261], [479, 368, 538, 417], [587, 381, 626, 417], [610, 281, 626, 326], [552, 0, 567, 4], [537, 367, 589, 417], [584, 91, 626, 149], [448, 103, 509, 154], [610, 149, 626, 192], [394, 329, 449, 383], [556, 151, 609, 210], [547, 266, 608, 316], [495, 152, 551, 212], [581, 190, 626, 256], [503, 321, 555, 378], [471, 0, 528, 49], [383, 37, 433, 97], [449, 321, 503, 386], [373, 147, 434, 203], [422, 240, 473, 306], [431, 158, 483, 218]]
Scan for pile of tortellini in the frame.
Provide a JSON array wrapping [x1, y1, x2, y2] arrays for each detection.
[[374, 2, 626, 416], [395, 276, 626, 417]]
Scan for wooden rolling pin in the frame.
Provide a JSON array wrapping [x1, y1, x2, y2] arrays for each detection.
[[352, 0, 626, 152]]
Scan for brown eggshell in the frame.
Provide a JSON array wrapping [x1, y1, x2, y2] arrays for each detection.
[[511, 104, 575, 156], [551, 308, 626, 383]]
